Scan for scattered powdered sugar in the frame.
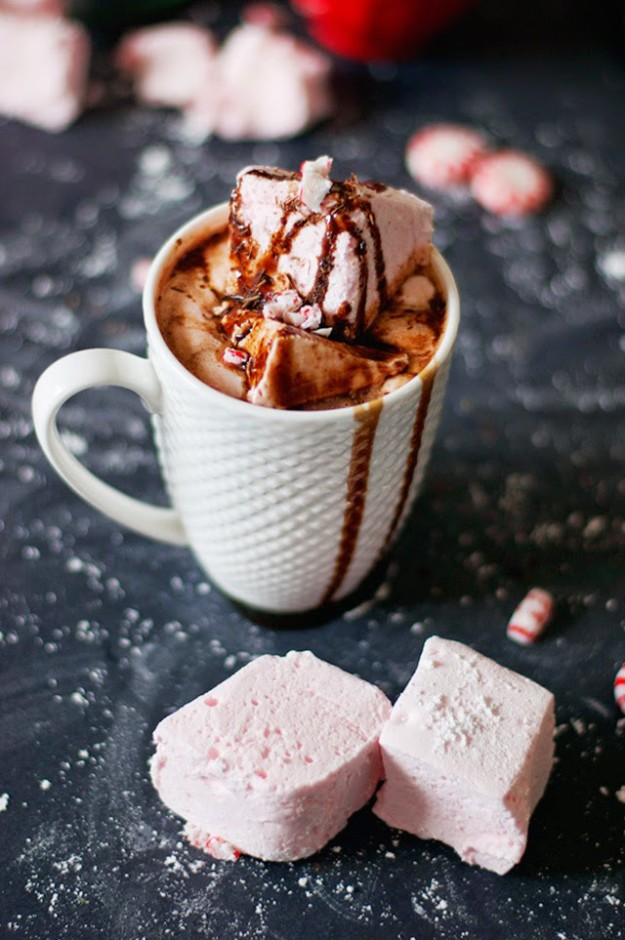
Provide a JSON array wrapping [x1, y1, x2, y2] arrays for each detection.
[[424, 689, 502, 751], [1, 29, 624, 940], [118, 143, 197, 220]]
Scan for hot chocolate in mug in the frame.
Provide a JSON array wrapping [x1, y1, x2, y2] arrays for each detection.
[[32, 204, 460, 613]]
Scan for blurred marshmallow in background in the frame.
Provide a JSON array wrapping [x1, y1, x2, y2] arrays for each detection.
[[115, 22, 218, 111], [0, 1, 334, 140], [117, 11, 333, 141], [0, 4, 90, 131]]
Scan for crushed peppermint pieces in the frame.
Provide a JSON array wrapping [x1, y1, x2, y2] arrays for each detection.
[[223, 347, 249, 368], [285, 302, 323, 331], [614, 664, 625, 715], [298, 155, 333, 212], [506, 588, 554, 645], [184, 823, 241, 861], [263, 291, 323, 331]]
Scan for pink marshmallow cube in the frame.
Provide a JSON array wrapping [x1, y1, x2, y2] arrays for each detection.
[[151, 650, 391, 862], [0, 11, 90, 132], [373, 637, 555, 874]]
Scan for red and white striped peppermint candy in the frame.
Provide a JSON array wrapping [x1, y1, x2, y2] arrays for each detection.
[[506, 588, 554, 645], [615, 664, 625, 714], [223, 347, 249, 368], [405, 124, 489, 190], [471, 150, 552, 216]]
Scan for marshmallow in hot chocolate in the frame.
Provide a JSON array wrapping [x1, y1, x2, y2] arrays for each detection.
[[230, 157, 433, 339], [157, 158, 443, 410]]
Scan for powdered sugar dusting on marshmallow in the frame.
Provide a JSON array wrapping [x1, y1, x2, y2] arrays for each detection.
[[0, 10, 91, 132]]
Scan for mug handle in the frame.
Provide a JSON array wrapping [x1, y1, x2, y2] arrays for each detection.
[[32, 349, 187, 546]]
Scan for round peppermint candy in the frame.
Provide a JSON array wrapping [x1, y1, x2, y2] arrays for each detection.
[[471, 150, 552, 216], [405, 124, 489, 190], [506, 588, 554, 645]]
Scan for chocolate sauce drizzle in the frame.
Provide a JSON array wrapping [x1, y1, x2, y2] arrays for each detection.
[[382, 369, 435, 555], [322, 369, 435, 603], [321, 399, 382, 604]]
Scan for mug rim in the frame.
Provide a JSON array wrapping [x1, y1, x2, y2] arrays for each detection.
[[143, 202, 460, 424]]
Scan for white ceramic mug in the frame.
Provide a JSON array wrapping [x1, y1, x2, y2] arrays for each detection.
[[32, 204, 460, 613]]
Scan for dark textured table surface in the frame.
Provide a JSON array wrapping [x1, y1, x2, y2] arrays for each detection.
[[1, 3, 624, 938]]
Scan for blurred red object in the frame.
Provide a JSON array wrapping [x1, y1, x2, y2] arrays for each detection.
[[291, 0, 474, 61]]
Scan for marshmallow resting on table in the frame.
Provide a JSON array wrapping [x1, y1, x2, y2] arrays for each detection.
[[0, 9, 90, 131], [373, 636, 555, 874], [150, 650, 392, 862], [150, 642, 555, 871]]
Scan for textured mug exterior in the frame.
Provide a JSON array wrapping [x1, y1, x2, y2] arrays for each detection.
[[144, 205, 460, 613]]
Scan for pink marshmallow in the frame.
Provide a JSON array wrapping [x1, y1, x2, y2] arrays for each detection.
[[373, 637, 555, 874], [0, 0, 64, 12], [232, 164, 433, 338], [0, 10, 90, 132], [116, 22, 217, 110], [150, 650, 391, 862], [186, 22, 333, 141]]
